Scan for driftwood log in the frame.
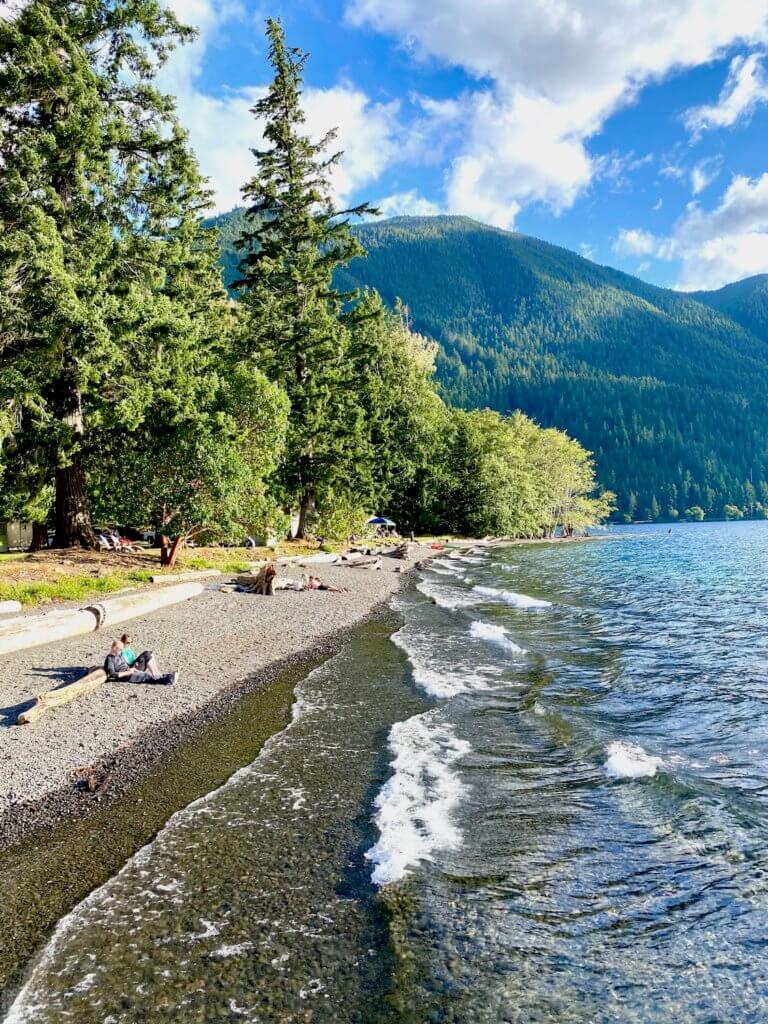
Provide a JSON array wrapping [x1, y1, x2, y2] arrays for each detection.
[[17, 667, 107, 725], [0, 582, 204, 657], [148, 569, 221, 584]]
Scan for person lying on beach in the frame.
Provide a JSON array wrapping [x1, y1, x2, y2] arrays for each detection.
[[104, 639, 177, 686], [306, 575, 348, 593]]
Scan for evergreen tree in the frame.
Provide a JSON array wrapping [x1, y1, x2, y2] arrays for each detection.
[[0, 0, 215, 546], [236, 18, 376, 537]]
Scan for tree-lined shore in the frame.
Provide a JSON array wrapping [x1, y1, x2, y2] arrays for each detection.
[[0, 6, 613, 547]]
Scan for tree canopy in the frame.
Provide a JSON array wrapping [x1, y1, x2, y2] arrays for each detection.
[[0, 13, 614, 547]]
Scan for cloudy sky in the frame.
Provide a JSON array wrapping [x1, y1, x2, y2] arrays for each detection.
[[163, 0, 768, 291]]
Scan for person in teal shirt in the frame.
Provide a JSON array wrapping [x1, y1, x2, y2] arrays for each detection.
[[120, 633, 162, 676]]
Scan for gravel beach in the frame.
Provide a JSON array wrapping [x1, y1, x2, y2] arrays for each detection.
[[0, 548, 437, 843]]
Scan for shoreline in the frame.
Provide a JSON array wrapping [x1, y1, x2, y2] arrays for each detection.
[[0, 532, 612, 848], [0, 545, 446, 848], [0, 608, 406, 1006]]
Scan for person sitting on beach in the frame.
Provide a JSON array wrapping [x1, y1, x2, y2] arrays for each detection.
[[104, 639, 177, 686], [119, 633, 163, 677]]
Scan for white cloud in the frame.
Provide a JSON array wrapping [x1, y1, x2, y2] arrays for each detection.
[[613, 228, 660, 256], [377, 191, 442, 217], [617, 175, 768, 289], [674, 174, 768, 288], [346, 0, 768, 227], [684, 52, 768, 137], [160, 0, 402, 212], [691, 156, 722, 195]]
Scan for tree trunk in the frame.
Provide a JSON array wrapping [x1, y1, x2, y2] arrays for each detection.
[[52, 363, 97, 549], [29, 522, 48, 552], [296, 486, 315, 540], [54, 455, 98, 548]]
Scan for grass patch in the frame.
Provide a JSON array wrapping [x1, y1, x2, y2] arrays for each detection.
[[0, 571, 152, 607]]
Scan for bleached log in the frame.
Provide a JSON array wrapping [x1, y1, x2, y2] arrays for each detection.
[[0, 582, 204, 657], [0, 600, 22, 616], [17, 667, 107, 725], [148, 569, 221, 584]]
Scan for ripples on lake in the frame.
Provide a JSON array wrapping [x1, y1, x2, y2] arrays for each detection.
[[8, 522, 768, 1023]]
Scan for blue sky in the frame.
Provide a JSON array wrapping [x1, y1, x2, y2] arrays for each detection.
[[164, 0, 768, 291]]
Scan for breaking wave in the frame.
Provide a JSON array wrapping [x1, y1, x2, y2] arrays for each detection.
[[366, 713, 471, 885], [473, 585, 552, 609]]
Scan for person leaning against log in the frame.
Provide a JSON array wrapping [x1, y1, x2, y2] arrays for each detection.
[[104, 639, 177, 686]]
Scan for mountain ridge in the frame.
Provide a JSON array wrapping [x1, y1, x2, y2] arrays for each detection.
[[211, 208, 768, 520]]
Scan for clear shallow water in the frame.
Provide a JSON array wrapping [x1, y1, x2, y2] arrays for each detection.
[[9, 523, 768, 1022]]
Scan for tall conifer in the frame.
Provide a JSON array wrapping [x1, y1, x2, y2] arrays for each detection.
[[237, 18, 376, 537], [0, 0, 218, 546]]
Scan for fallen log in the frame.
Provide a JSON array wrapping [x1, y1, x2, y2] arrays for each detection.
[[17, 667, 107, 725], [148, 569, 221, 584], [0, 582, 204, 657]]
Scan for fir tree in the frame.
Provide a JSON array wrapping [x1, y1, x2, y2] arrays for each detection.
[[0, 0, 216, 546], [237, 18, 376, 537]]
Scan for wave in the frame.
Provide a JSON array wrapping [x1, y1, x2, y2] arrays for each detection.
[[604, 741, 663, 779], [430, 558, 461, 571], [469, 620, 525, 655], [392, 628, 499, 697], [428, 566, 461, 576], [417, 578, 482, 611], [366, 713, 471, 886], [473, 585, 552, 609], [451, 554, 485, 564]]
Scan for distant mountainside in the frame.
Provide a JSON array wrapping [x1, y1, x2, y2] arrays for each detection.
[[693, 275, 768, 343], [211, 210, 768, 520]]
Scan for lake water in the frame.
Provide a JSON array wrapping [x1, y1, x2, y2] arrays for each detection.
[[7, 522, 768, 1022]]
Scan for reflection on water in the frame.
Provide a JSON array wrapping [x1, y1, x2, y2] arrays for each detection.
[[9, 523, 768, 1022]]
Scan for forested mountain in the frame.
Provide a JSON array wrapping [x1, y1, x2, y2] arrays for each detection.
[[693, 275, 768, 343], [213, 210, 768, 521]]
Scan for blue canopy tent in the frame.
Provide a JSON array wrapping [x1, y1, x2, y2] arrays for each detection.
[[367, 516, 396, 527]]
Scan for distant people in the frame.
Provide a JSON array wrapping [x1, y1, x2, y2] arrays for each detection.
[[307, 575, 348, 593], [409, 530, 415, 542], [104, 639, 177, 686]]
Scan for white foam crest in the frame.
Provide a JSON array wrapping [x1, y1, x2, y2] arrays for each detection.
[[391, 628, 495, 697], [473, 585, 552, 609], [366, 713, 471, 885], [451, 554, 485, 564], [469, 620, 525, 655], [417, 578, 482, 610], [428, 566, 459, 576], [604, 741, 663, 779], [431, 557, 460, 570]]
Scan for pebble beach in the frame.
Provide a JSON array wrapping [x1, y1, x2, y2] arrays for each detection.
[[0, 548, 436, 845]]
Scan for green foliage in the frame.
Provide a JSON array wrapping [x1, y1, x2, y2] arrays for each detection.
[[0, 0, 284, 547], [1, 14, 615, 549], [235, 19, 377, 537], [0, 569, 153, 607], [724, 504, 744, 520], [684, 506, 705, 521], [694, 275, 768, 341], [403, 407, 611, 538], [214, 211, 768, 521]]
